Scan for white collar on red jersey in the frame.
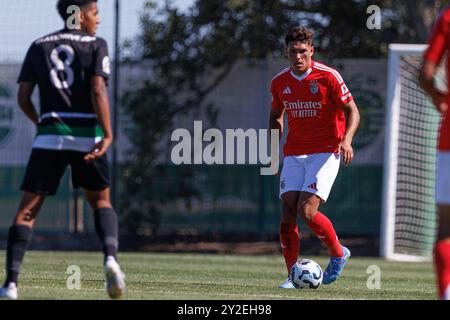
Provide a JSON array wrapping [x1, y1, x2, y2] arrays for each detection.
[[290, 66, 312, 82]]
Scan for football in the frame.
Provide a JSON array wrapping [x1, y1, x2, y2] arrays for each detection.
[[289, 259, 323, 289]]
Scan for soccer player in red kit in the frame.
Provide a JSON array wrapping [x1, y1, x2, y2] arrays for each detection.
[[269, 27, 360, 288], [420, 8, 450, 300]]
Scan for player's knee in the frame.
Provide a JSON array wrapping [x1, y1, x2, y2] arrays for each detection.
[[437, 228, 450, 241], [85, 189, 112, 210], [437, 206, 450, 240], [14, 209, 36, 227], [437, 205, 450, 241], [91, 200, 112, 210], [298, 202, 317, 224], [86, 195, 112, 210]]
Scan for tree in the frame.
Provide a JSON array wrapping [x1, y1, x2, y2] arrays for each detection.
[[119, 0, 448, 240], [119, 0, 296, 240]]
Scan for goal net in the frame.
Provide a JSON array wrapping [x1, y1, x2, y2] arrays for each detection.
[[381, 44, 443, 261]]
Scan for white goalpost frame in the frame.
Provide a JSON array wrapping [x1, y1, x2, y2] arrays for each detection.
[[381, 43, 432, 262]]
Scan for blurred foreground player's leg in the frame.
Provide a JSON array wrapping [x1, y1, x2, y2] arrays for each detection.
[[434, 154, 450, 300], [2, 0, 126, 299], [420, 8, 450, 300]]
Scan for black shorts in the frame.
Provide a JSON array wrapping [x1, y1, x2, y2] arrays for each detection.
[[21, 148, 110, 196]]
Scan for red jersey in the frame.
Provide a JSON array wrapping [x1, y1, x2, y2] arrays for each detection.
[[271, 60, 353, 156], [424, 8, 450, 151]]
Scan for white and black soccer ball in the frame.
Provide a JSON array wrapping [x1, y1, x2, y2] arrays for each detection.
[[289, 259, 323, 289]]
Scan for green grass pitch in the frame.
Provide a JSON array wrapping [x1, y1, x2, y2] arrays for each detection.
[[0, 251, 437, 300]]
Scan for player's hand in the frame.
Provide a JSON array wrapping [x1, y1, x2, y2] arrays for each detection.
[[432, 92, 448, 114], [338, 138, 354, 166], [84, 136, 113, 162]]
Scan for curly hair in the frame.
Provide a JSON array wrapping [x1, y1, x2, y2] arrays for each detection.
[[56, 0, 97, 21], [285, 27, 314, 46]]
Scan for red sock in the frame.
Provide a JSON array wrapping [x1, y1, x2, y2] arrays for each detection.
[[280, 222, 299, 274], [434, 240, 450, 299], [306, 211, 343, 258]]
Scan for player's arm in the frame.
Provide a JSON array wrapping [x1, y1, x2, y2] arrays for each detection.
[[339, 100, 360, 166], [17, 82, 39, 125], [84, 76, 113, 162], [419, 61, 448, 113], [269, 107, 284, 141], [269, 80, 284, 140], [419, 11, 448, 113]]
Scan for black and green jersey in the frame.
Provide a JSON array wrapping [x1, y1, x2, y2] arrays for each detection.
[[17, 28, 110, 152]]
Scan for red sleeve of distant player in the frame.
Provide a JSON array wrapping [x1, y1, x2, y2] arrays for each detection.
[[424, 10, 450, 65], [328, 71, 353, 107], [270, 79, 283, 111]]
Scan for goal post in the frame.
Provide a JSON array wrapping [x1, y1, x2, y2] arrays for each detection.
[[381, 44, 441, 262]]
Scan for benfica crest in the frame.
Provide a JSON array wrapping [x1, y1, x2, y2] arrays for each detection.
[[309, 81, 319, 94]]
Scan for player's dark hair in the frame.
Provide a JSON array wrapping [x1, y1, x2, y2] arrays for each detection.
[[57, 0, 98, 21], [285, 27, 314, 46]]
